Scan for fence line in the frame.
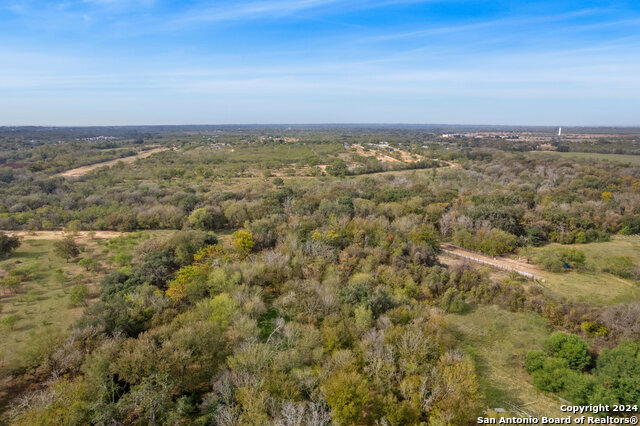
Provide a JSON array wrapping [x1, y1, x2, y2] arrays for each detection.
[[441, 248, 545, 282]]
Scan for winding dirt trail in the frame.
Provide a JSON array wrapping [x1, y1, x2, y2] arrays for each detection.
[[56, 147, 171, 178]]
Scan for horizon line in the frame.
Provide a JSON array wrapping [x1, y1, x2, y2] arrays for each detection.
[[2, 123, 640, 129]]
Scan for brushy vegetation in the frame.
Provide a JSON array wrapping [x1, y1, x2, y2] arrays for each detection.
[[0, 232, 20, 259], [1, 126, 639, 424], [525, 333, 640, 407], [0, 237, 110, 377]]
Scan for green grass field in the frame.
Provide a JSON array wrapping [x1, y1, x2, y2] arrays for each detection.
[[0, 239, 96, 373], [534, 236, 640, 305], [539, 270, 640, 305], [443, 239, 640, 418], [529, 151, 640, 165], [573, 235, 640, 264], [0, 230, 179, 374], [0, 232, 159, 374], [446, 306, 564, 418]]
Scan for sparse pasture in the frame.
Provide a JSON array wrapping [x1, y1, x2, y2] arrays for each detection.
[[0, 231, 160, 374], [538, 270, 639, 305], [0, 239, 96, 374], [446, 306, 562, 418], [532, 237, 640, 305], [529, 151, 640, 165]]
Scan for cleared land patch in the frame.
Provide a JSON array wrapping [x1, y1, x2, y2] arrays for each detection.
[[56, 147, 171, 178], [350, 143, 424, 164], [529, 151, 640, 165], [0, 239, 104, 376], [441, 243, 543, 280], [529, 237, 640, 305], [446, 306, 562, 418], [5, 230, 123, 243], [441, 239, 640, 305]]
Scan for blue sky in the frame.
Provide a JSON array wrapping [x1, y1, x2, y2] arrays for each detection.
[[1, 0, 639, 126]]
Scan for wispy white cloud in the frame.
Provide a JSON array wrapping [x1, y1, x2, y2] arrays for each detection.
[[1, 1, 639, 125], [175, 0, 338, 23], [171, 0, 441, 25], [357, 8, 608, 43], [2, 41, 639, 101]]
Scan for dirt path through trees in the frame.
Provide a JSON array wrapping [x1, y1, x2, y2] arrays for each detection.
[[56, 147, 171, 178], [440, 243, 544, 280], [4, 230, 123, 243]]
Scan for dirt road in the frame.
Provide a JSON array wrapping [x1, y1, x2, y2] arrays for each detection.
[[440, 243, 544, 280], [56, 147, 171, 178], [4, 230, 124, 244]]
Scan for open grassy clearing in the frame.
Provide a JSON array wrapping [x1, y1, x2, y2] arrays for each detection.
[[440, 238, 640, 305], [529, 151, 640, 165], [572, 235, 640, 264], [446, 305, 563, 418], [205, 164, 448, 191], [532, 236, 640, 305], [0, 239, 102, 373], [56, 147, 172, 178], [537, 270, 639, 305], [0, 231, 170, 375]]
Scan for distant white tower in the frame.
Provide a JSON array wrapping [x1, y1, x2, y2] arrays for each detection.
[[558, 127, 562, 136]]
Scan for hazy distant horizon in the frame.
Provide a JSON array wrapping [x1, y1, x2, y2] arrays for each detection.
[[1, 1, 639, 126], [3, 119, 640, 130], [2, 123, 640, 133]]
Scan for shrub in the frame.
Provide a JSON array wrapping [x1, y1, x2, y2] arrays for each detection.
[[78, 258, 99, 272], [531, 357, 571, 392], [113, 252, 133, 266], [453, 228, 476, 251], [524, 350, 547, 374], [135, 251, 177, 287], [1, 314, 20, 330], [453, 227, 517, 255], [594, 340, 640, 405], [209, 293, 239, 328], [326, 159, 349, 177], [0, 275, 22, 293], [188, 208, 217, 231], [439, 288, 467, 313], [562, 371, 599, 405], [0, 232, 20, 258], [544, 332, 591, 371], [354, 305, 373, 331], [619, 215, 640, 235], [69, 284, 90, 306], [525, 225, 545, 246], [232, 231, 254, 260], [167, 230, 216, 266], [54, 236, 80, 262], [478, 228, 518, 255], [534, 247, 586, 272]]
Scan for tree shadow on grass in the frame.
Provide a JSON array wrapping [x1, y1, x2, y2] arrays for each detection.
[[447, 313, 529, 414]]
